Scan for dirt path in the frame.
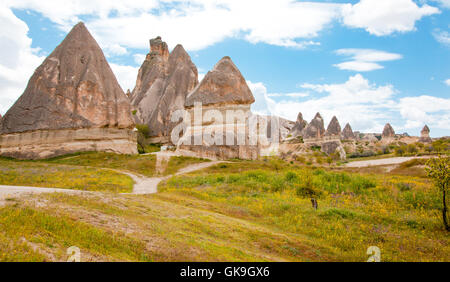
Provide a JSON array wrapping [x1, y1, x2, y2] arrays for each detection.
[[0, 185, 93, 205], [345, 156, 431, 168], [0, 159, 224, 201], [131, 161, 225, 195]]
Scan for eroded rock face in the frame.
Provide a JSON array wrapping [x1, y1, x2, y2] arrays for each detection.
[[325, 116, 341, 137], [178, 56, 257, 160], [131, 38, 198, 140], [382, 123, 395, 139], [321, 141, 346, 160], [185, 56, 255, 108], [0, 22, 134, 134], [303, 113, 325, 139], [420, 125, 432, 143], [341, 123, 355, 140], [289, 112, 308, 138], [0, 22, 137, 158]]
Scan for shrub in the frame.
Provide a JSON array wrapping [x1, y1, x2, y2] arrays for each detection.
[[136, 124, 150, 138], [285, 171, 298, 182]]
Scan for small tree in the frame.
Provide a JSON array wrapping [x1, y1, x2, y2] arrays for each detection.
[[426, 155, 450, 231]]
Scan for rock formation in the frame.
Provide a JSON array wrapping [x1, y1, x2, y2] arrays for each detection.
[[325, 116, 341, 137], [419, 125, 432, 143], [178, 56, 258, 160], [289, 112, 308, 138], [185, 56, 254, 107], [321, 141, 346, 160], [382, 123, 395, 139], [0, 22, 137, 159], [131, 37, 198, 142], [341, 123, 356, 140], [303, 113, 325, 139]]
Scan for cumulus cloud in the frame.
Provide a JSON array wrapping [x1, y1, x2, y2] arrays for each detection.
[[398, 96, 450, 130], [250, 74, 450, 135], [433, 29, 450, 46], [109, 63, 139, 92], [3, 0, 441, 52], [334, 48, 403, 72], [431, 0, 450, 8], [341, 0, 439, 36], [0, 5, 45, 115], [445, 79, 450, 86]]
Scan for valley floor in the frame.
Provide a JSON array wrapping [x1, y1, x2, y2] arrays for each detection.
[[0, 153, 448, 262]]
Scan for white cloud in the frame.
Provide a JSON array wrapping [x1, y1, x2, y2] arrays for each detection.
[[250, 74, 450, 135], [103, 43, 128, 57], [0, 5, 45, 115], [398, 95, 450, 130], [334, 61, 384, 72], [433, 29, 450, 46], [3, 0, 440, 53], [334, 48, 403, 72], [268, 93, 310, 98], [431, 0, 450, 8], [445, 79, 450, 86], [341, 0, 440, 36], [109, 63, 139, 92], [133, 53, 147, 65]]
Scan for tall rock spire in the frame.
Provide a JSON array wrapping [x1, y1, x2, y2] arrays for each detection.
[[325, 116, 341, 137], [341, 123, 356, 140], [0, 22, 137, 159], [0, 22, 134, 134], [131, 37, 198, 140], [303, 113, 325, 139], [185, 56, 255, 107]]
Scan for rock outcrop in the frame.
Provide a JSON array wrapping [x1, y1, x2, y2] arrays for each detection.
[[419, 125, 432, 143], [382, 123, 395, 139], [325, 116, 341, 137], [179, 56, 258, 160], [0, 22, 137, 159], [289, 112, 308, 138], [341, 123, 356, 140], [131, 37, 198, 142], [303, 113, 325, 139], [185, 56, 254, 107], [321, 141, 346, 160]]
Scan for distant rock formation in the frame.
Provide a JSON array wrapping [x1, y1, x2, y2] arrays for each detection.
[[341, 123, 356, 140], [289, 112, 308, 138], [419, 125, 432, 143], [303, 113, 325, 139], [179, 56, 258, 160], [382, 123, 395, 139], [321, 141, 346, 160], [0, 22, 137, 159], [325, 116, 341, 137], [131, 37, 198, 142]]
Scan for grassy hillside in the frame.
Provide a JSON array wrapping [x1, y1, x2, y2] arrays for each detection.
[[0, 155, 448, 261], [0, 157, 134, 193]]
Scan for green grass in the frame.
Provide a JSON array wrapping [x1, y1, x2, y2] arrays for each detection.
[[158, 160, 450, 262], [1, 154, 448, 261], [0, 205, 151, 261], [164, 156, 210, 175], [45, 152, 157, 177], [0, 158, 133, 193], [0, 193, 334, 262]]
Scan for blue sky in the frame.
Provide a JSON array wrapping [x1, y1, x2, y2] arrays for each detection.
[[0, 0, 449, 137]]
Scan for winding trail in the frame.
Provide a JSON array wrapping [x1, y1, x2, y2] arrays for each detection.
[[0, 159, 225, 203], [345, 156, 431, 168], [129, 161, 224, 194]]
